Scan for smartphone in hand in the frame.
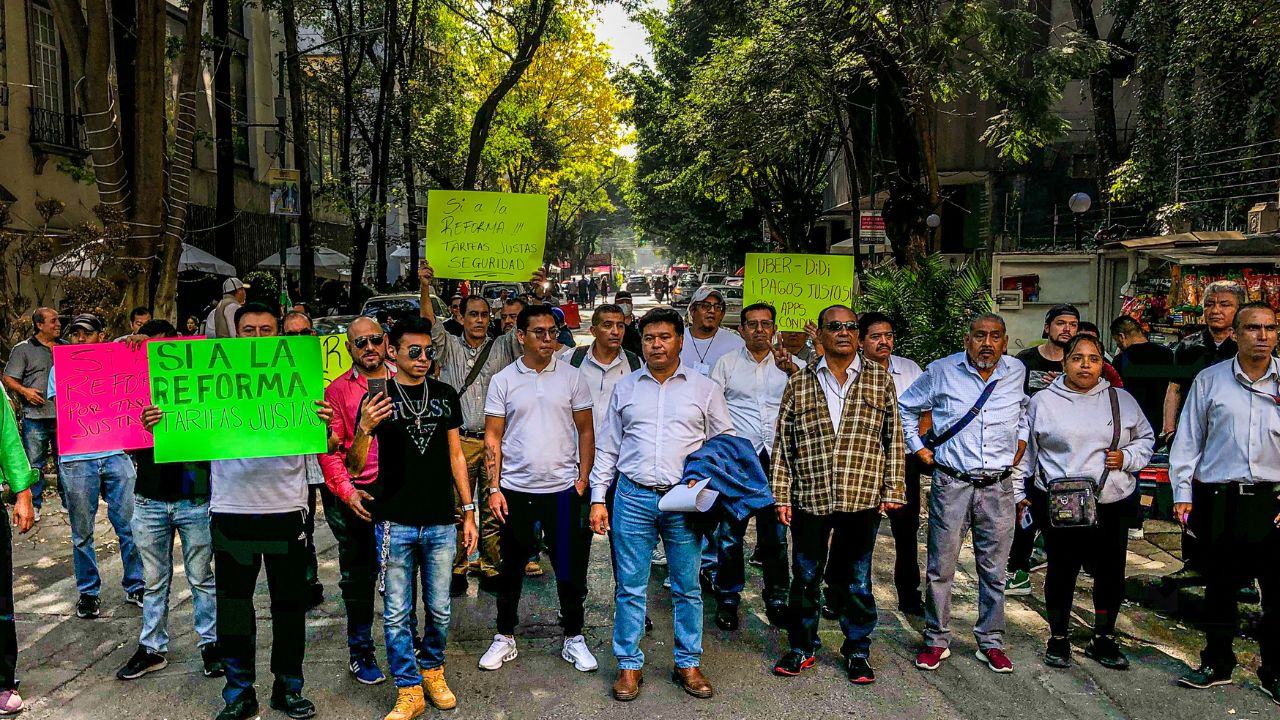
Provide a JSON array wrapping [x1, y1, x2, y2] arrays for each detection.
[[367, 377, 388, 399]]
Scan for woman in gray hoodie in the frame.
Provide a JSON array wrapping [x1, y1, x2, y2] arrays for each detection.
[[1016, 334, 1154, 670]]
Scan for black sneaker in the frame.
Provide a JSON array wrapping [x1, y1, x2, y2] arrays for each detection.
[[270, 688, 316, 719], [116, 646, 167, 680], [821, 604, 839, 620], [201, 644, 226, 678], [846, 655, 876, 684], [76, 594, 100, 619], [1043, 636, 1071, 668], [772, 650, 816, 677], [478, 574, 501, 594], [1178, 663, 1233, 689], [714, 606, 739, 632], [644, 615, 654, 633], [1084, 635, 1129, 670], [126, 589, 144, 608], [215, 694, 259, 720], [450, 573, 468, 597]]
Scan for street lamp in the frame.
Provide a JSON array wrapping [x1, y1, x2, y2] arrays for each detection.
[[1069, 192, 1092, 249]]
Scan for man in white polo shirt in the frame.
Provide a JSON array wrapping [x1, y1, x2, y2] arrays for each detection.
[[479, 304, 598, 674]]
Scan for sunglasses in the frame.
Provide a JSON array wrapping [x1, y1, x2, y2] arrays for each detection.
[[405, 345, 436, 361], [353, 334, 385, 349], [823, 321, 859, 333], [284, 329, 315, 336]]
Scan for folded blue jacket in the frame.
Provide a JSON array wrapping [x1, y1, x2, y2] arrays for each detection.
[[682, 434, 775, 522]]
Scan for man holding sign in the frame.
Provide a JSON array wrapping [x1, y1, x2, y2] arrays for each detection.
[[46, 314, 146, 620]]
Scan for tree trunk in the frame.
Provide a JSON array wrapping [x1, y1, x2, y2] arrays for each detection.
[[212, 0, 236, 262], [118, 0, 166, 314], [155, 0, 209, 322], [402, 114, 419, 283], [282, 0, 316, 301], [1069, 0, 1119, 180]]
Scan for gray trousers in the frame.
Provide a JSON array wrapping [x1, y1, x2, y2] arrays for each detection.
[[923, 470, 1016, 650]]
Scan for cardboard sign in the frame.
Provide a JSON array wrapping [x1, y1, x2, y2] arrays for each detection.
[[743, 252, 855, 332], [147, 336, 326, 462], [52, 339, 202, 455], [321, 333, 352, 387], [425, 190, 547, 281]]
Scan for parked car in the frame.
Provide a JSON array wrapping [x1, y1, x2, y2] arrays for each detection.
[[313, 314, 359, 336], [670, 276, 702, 307], [361, 293, 447, 325], [700, 272, 728, 286], [481, 282, 527, 307], [724, 276, 744, 288], [625, 274, 652, 295], [703, 284, 744, 327]]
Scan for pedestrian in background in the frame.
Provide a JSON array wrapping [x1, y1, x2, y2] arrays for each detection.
[[3, 307, 62, 519], [0, 384, 38, 714]]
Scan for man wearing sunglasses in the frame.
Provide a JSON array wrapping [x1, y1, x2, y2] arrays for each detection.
[[319, 315, 395, 685], [770, 305, 906, 684], [444, 296, 465, 337], [479, 305, 597, 674], [418, 262, 543, 595]]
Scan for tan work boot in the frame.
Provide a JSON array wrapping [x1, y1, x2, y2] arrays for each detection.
[[384, 685, 426, 720], [421, 666, 458, 710]]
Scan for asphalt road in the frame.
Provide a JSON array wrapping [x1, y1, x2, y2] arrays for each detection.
[[11, 294, 1276, 719]]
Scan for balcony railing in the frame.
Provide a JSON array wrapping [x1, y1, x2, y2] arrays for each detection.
[[28, 106, 87, 156]]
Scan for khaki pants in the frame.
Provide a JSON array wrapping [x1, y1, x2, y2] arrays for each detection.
[[454, 436, 502, 577]]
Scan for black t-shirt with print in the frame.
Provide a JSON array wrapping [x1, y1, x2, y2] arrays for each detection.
[[1016, 346, 1062, 396], [366, 377, 463, 527]]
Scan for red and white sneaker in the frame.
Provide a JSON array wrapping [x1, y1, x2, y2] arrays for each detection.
[[915, 646, 951, 670], [976, 647, 1014, 673]]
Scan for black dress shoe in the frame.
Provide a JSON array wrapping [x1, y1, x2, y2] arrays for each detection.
[[1178, 663, 1233, 689], [478, 574, 502, 594], [306, 584, 324, 609], [215, 695, 259, 720], [765, 604, 789, 628], [644, 615, 654, 633], [714, 607, 739, 631], [450, 573, 468, 597], [201, 644, 226, 678], [899, 596, 926, 617], [270, 689, 316, 719], [845, 655, 875, 684], [1084, 635, 1129, 670]]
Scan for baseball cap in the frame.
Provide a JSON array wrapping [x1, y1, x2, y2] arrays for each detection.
[[1043, 303, 1080, 325], [66, 313, 104, 334], [550, 307, 566, 324], [613, 290, 633, 303], [222, 277, 250, 294], [690, 286, 725, 304]]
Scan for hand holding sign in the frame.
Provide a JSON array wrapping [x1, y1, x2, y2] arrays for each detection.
[[425, 190, 549, 282]]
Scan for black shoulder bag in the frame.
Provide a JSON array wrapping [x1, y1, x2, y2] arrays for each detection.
[[457, 339, 495, 397], [1047, 387, 1121, 529]]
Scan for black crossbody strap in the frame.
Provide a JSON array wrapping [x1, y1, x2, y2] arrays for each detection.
[[458, 339, 496, 397], [1097, 387, 1121, 494], [926, 379, 998, 450]]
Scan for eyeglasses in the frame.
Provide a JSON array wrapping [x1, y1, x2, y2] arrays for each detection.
[[523, 328, 556, 340], [284, 328, 315, 336], [405, 345, 436, 361], [693, 302, 725, 312], [823, 321, 858, 333], [353, 334, 385, 349], [743, 320, 775, 330]]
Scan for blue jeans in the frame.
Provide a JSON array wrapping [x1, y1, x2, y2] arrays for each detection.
[[58, 454, 144, 596], [612, 476, 702, 670], [132, 496, 217, 653], [19, 417, 56, 510], [376, 521, 456, 688]]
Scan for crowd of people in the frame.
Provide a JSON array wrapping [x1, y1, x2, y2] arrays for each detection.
[[0, 267, 1276, 719]]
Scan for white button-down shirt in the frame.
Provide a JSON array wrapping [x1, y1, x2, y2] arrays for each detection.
[[898, 352, 1029, 474], [1169, 357, 1280, 504], [815, 355, 861, 433], [710, 347, 806, 454], [679, 328, 745, 376], [561, 345, 638, 434], [484, 356, 593, 493], [590, 363, 734, 502], [888, 354, 923, 396]]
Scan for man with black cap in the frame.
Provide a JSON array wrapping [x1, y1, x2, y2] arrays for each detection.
[[206, 278, 249, 338], [45, 314, 146, 620], [680, 287, 745, 377]]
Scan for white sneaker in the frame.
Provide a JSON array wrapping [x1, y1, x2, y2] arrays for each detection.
[[478, 634, 518, 670], [1128, 527, 1145, 540], [32, 509, 40, 524], [561, 635, 598, 672], [651, 545, 667, 566]]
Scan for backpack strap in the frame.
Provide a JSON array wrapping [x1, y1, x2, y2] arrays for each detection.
[[925, 379, 998, 450], [624, 350, 642, 371], [1097, 387, 1122, 493], [569, 345, 590, 368]]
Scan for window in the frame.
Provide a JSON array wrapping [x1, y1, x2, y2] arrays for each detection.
[[28, 3, 62, 114], [230, 52, 250, 164]]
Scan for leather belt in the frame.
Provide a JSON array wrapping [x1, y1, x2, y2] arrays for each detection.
[[1197, 480, 1279, 497], [459, 429, 485, 440], [935, 462, 1012, 488]]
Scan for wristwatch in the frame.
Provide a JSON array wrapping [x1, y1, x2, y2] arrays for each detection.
[[486, 486, 503, 497], [460, 503, 476, 512]]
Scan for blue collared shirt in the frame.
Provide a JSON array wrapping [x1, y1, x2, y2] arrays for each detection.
[[897, 351, 1028, 474], [1169, 357, 1280, 504]]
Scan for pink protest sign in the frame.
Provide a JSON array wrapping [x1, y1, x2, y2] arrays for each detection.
[[53, 338, 203, 455]]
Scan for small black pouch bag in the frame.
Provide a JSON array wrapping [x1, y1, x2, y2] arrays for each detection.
[[1047, 388, 1120, 529]]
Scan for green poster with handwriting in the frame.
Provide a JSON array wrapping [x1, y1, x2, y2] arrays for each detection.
[[147, 336, 326, 462], [425, 190, 548, 281]]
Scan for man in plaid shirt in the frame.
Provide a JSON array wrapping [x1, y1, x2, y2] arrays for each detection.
[[769, 304, 906, 684]]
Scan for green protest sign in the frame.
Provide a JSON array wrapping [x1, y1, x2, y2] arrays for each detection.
[[147, 336, 326, 462], [743, 252, 855, 332], [425, 190, 548, 281]]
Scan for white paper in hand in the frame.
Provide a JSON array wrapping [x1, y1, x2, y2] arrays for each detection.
[[658, 479, 720, 513]]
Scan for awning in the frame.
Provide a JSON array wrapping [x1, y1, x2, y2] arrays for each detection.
[[1107, 231, 1245, 250]]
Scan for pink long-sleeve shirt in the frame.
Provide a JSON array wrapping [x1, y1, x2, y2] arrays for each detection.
[[320, 367, 393, 501]]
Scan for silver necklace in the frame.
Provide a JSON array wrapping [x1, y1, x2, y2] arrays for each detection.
[[394, 380, 431, 429]]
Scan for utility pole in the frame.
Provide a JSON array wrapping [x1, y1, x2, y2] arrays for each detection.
[[281, 0, 315, 301], [213, 0, 235, 262]]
